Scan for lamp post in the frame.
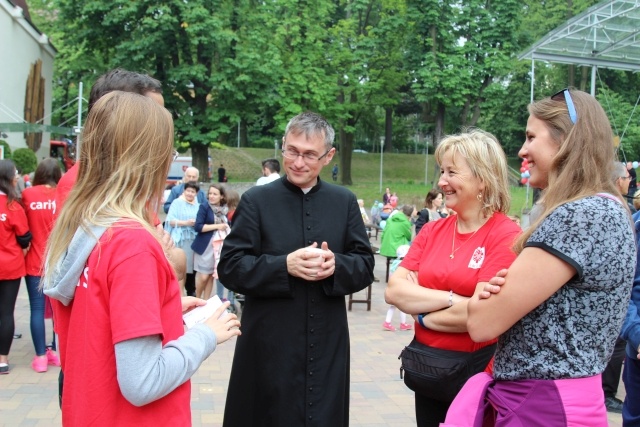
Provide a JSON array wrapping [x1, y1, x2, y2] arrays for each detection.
[[425, 134, 429, 186], [379, 136, 384, 193], [274, 139, 278, 158], [75, 82, 83, 160]]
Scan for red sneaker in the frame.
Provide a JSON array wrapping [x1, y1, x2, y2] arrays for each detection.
[[382, 321, 396, 331], [399, 323, 413, 331], [46, 349, 61, 367], [31, 355, 48, 373]]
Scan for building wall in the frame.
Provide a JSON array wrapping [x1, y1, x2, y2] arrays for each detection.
[[0, 0, 56, 160]]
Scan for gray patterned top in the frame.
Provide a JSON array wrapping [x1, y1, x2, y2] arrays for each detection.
[[494, 195, 636, 380]]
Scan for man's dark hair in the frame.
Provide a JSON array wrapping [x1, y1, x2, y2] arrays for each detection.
[[88, 68, 162, 112], [183, 181, 200, 193], [261, 158, 280, 174]]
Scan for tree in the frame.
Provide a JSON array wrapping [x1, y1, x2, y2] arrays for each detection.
[[327, 0, 411, 185], [49, 0, 285, 175]]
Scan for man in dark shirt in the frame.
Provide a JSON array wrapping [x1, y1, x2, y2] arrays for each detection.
[[219, 111, 374, 426], [628, 162, 637, 199]]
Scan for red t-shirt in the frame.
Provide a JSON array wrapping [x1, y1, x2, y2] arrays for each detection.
[[22, 185, 57, 276], [54, 163, 78, 217], [401, 212, 520, 352], [52, 223, 190, 426], [54, 162, 161, 226], [0, 194, 29, 280]]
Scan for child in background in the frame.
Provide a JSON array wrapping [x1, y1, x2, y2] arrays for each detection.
[[382, 245, 413, 331]]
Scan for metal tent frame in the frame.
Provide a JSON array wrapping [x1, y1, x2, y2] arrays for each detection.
[[519, 0, 640, 100], [517, 0, 640, 214]]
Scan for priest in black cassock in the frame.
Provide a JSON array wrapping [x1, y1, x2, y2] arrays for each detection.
[[219, 111, 375, 427]]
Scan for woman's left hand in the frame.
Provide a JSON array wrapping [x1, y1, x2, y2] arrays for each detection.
[[479, 269, 508, 300], [406, 270, 418, 284], [181, 296, 207, 313]]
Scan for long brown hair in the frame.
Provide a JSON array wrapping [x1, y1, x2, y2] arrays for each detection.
[[0, 159, 18, 203], [44, 91, 174, 285], [514, 89, 618, 253], [33, 158, 62, 186], [424, 188, 443, 210]]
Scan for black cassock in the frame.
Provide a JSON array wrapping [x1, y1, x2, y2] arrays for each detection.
[[219, 176, 374, 427]]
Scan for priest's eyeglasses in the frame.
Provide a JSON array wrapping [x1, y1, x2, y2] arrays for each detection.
[[282, 147, 331, 164]]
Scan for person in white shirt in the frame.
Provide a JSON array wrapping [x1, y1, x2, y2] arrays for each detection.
[[256, 158, 281, 186]]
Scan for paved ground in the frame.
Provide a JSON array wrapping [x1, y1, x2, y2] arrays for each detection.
[[0, 250, 626, 426]]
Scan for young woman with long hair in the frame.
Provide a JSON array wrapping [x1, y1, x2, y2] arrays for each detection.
[[21, 158, 62, 373], [192, 183, 230, 300], [43, 91, 240, 425], [458, 89, 635, 425], [0, 159, 31, 374]]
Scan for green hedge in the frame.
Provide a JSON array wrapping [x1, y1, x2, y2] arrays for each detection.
[[12, 148, 37, 174]]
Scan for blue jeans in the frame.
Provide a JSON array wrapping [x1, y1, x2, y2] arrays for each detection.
[[25, 275, 55, 356], [623, 349, 640, 426], [216, 279, 235, 305]]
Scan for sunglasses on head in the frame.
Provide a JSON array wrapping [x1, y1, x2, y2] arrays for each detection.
[[551, 88, 577, 125]]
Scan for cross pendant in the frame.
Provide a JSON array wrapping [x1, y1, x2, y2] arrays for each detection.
[[449, 254, 454, 259]]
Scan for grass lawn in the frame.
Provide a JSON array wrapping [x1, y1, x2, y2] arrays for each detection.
[[209, 147, 535, 217]]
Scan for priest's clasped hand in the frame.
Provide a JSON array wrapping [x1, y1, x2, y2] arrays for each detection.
[[286, 241, 336, 281]]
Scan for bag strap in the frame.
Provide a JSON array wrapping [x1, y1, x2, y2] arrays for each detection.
[[595, 192, 623, 205]]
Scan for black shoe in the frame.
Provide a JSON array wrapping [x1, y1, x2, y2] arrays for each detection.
[[13, 333, 22, 339], [605, 396, 623, 414]]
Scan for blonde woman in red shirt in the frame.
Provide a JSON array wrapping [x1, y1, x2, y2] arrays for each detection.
[[385, 130, 521, 427], [43, 92, 240, 425]]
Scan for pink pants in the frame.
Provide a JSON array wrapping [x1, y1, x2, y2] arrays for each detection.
[[441, 372, 607, 427]]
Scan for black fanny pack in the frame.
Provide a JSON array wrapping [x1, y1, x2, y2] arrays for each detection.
[[399, 339, 496, 403]]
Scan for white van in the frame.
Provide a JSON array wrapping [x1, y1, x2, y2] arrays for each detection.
[[167, 156, 212, 185], [167, 156, 193, 184]]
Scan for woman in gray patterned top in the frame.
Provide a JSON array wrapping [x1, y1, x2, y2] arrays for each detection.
[[459, 89, 636, 426]]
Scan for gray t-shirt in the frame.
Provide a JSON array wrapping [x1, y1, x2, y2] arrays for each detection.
[[494, 195, 636, 380]]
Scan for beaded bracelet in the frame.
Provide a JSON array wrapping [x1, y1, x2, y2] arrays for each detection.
[[448, 290, 453, 307]]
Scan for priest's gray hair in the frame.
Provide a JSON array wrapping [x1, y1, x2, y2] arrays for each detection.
[[284, 111, 335, 150]]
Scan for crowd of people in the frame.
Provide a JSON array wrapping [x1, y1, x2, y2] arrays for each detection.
[[0, 67, 638, 427]]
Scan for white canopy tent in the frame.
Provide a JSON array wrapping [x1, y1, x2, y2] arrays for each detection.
[[517, 0, 640, 215], [519, 0, 640, 101]]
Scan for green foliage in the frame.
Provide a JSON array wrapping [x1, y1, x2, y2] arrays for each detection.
[[210, 142, 228, 150], [0, 140, 10, 159], [599, 88, 640, 160], [28, 0, 640, 182], [12, 148, 38, 174]]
